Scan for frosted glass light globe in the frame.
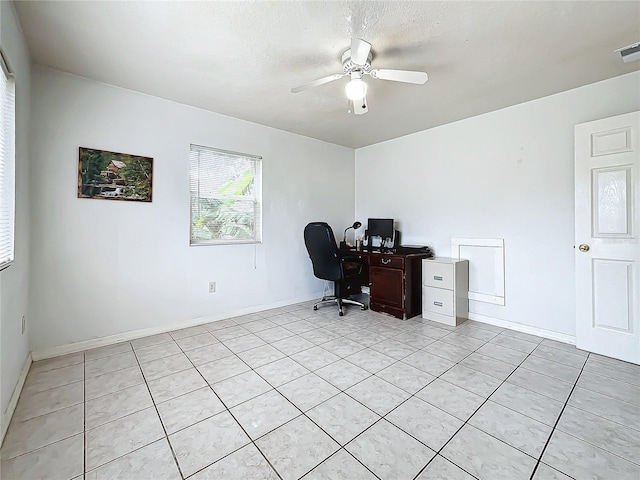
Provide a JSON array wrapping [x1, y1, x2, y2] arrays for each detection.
[[345, 78, 367, 100]]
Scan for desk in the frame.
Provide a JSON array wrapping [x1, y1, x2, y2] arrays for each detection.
[[345, 249, 430, 319]]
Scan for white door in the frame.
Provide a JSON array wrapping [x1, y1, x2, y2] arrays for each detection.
[[575, 111, 640, 364]]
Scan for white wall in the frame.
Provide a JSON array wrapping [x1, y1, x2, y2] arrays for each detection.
[[29, 66, 354, 352], [22, 57, 640, 353], [1, 3, 31, 419], [355, 72, 640, 337]]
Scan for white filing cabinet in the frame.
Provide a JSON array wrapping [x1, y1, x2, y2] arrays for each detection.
[[422, 257, 469, 326]]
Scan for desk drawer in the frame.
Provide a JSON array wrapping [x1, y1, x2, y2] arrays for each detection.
[[423, 261, 454, 290], [423, 286, 455, 316], [370, 255, 404, 269]]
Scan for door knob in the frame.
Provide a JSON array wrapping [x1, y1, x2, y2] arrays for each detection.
[[579, 244, 590, 252]]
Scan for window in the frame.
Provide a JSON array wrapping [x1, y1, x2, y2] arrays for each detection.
[[0, 52, 15, 270], [189, 144, 262, 245]]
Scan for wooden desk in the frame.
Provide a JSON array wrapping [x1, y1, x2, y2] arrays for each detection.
[[346, 249, 430, 319]]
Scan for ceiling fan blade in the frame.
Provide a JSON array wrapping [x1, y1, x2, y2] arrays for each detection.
[[370, 69, 428, 84], [291, 73, 344, 93], [351, 38, 372, 66]]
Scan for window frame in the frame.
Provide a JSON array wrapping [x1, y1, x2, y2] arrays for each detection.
[[189, 144, 263, 246], [0, 50, 15, 271]]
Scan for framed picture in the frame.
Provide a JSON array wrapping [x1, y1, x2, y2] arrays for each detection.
[[78, 147, 153, 202]]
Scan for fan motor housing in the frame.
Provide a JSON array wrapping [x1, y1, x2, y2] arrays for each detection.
[[342, 49, 373, 74]]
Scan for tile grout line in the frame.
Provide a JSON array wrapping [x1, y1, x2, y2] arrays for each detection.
[[0, 320, 516, 456], [282, 350, 387, 479], [558, 394, 640, 433], [259, 324, 389, 480], [403, 335, 527, 479], [0, 362, 86, 463], [416, 351, 520, 478], [191, 309, 394, 479], [209, 331, 384, 480], [410, 334, 550, 480], [287, 313, 518, 478], [151, 316, 306, 471], [134, 312, 377, 478], [48, 319, 632, 476], [84, 349, 182, 476], [131, 312, 532, 479], [527, 351, 590, 480], [130, 345, 187, 480], [79, 316, 542, 479], [12, 306, 635, 479], [0, 312, 418, 466], [81, 343, 198, 477], [494, 351, 640, 431], [531, 353, 640, 472], [169, 326, 286, 480], [237, 313, 474, 479]]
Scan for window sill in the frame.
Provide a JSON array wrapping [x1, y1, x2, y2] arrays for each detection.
[[190, 240, 262, 247]]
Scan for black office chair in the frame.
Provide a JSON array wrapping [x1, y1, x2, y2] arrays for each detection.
[[303, 222, 369, 316]]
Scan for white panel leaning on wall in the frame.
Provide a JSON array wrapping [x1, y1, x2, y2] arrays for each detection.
[[451, 238, 505, 306]]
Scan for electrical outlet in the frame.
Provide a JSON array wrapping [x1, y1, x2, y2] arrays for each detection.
[[209, 282, 216, 293], [21, 315, 26, 334]]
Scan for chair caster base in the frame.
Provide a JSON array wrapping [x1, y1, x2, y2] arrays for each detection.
[[312, 295, 367, 317]]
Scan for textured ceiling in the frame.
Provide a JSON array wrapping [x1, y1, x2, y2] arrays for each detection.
[[14, 1, 640, 148]]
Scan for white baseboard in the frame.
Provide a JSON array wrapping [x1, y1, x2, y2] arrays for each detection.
[[468, 312, 576, 345], [1, 353, 32, 446], [32, 293, 323, 361], [32, 296, 575, 362]]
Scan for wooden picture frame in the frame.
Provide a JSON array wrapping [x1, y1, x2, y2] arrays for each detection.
[[78, 147, 153, 202]]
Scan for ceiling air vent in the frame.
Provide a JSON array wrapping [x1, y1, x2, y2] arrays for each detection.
[[615, 42, 640, 63]]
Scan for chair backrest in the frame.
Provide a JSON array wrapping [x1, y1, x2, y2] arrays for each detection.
[[303, 222, 342, 281]]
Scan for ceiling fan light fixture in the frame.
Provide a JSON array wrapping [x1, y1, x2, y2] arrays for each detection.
[[289, 37, 429, 115], [345, 76, 367, 100]]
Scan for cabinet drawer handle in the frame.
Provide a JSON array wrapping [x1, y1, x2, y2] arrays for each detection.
[[434, 301, 443, 307], [434, 276, 443, 281], [381, 258, 391, 265]]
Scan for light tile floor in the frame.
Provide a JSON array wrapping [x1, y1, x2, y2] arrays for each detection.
[[2, 301, 640, 480]]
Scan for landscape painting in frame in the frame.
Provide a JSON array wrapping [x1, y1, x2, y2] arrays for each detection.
[[78, 147, 153, 202]]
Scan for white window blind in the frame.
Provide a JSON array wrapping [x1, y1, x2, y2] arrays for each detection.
[[0, 53, 15, 269], [189, 144, 262, 245]]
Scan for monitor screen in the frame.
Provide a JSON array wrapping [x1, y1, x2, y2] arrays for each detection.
[[367, 218, 394, 239]]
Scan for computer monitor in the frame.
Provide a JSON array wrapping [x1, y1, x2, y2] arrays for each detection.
[[367, 218, 394, 239]]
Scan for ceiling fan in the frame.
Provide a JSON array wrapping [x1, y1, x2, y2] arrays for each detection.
[[291, 38, 428, 115]]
